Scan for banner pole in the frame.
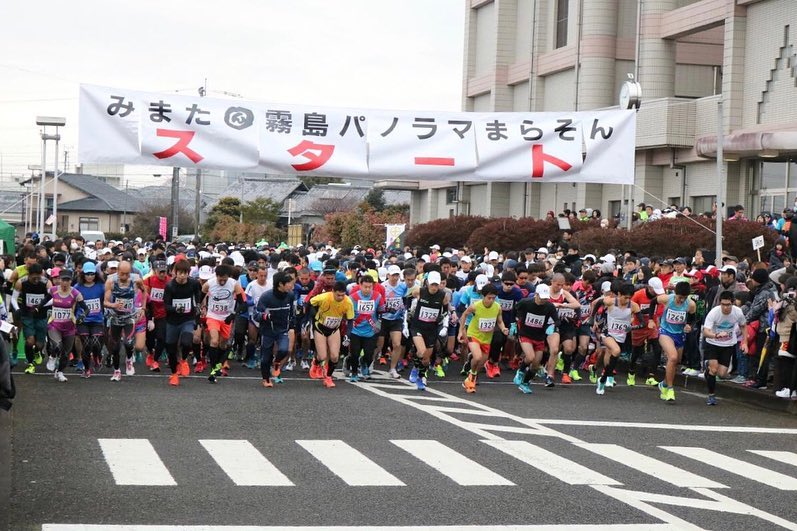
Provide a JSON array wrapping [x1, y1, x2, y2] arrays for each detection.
[[716, 99, 725, 266]]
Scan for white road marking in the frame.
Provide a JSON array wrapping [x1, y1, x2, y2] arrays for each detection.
[[749, 450, 797, 467], [483, 440, 621, 486], [97, 438, 176, 486], [575, 443, 727, 489], [199, 439, 293, 486], [661, 446, 797, 490], [296, 440, 404, 486], [524, 418, 797, 434], [391, 439, 514, 486], [42, 524, 691, 530]]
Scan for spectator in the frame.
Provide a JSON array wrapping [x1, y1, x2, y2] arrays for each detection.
[[637, 203, 649, 221], [728, 205, 747, 221], [769, 238, 790, 271]]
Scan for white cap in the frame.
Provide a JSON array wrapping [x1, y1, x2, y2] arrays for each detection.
[[475, 274, 489, 290], [535, 284, 550, 299], [460, 256, 472, 264], [387, 265, 401, 276], [442, 252, 452, 258], [199, 265, 214, 280], [377, 267, 388, 282], [719, 265, 737, 274], [601, 281, 612, 293], [648, 277, 665, 295], [404, 252, 413, 260], [431, 244, 441, 250], [584, 254, 596, 261], [277, 261, 289, 271], [488, 251, 499, 261], [230, 251, 245, 267], [198, 251, 211, 259], [100, 248, 112, 256], [427, 271, 442, 285], [537, 247, 548, 254], [421, 254, 431, 262], [600, 254, 616, 263], [166, 255, 175, 266], [137, 249, 146, 255], [107, 261, 119, 269], [705, 265, 717, 273]]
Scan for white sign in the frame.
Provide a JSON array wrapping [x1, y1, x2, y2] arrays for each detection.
[[45, 214, 55, 226], [79, 84, 637, 184], [385, 224, 406, 248], [752, 236, 765, 250]]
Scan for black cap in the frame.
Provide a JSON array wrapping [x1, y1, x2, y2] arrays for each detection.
[[58, 268, 73, 279], [247, 260, 259, 270], [153, 260, 168, 271]]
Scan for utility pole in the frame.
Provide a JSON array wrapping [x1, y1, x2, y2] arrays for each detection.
[[195, 79, 206, 240], [171, 167, 180, 241], [715, 99, 725, 266]]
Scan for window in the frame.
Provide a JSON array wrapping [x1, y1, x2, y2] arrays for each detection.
[[79, 217, 99, 232], [761, 161, 787, 189], [608, 200, 621, 218], [692, 195, 715, 216], [668, 197, 682, 208], [445, 187, 457, 204], [449, 208, 455, 218], [555, 0, 569, 49]]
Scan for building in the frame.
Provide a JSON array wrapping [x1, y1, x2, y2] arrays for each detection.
[[286, 184, 410, 227], [405, 0, 797, 224], [204, 176, 309, 220]]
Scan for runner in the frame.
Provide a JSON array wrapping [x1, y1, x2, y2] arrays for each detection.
[[553, 272, 582, 384], [485, 271, 522, 379], [244, 265, 269, 369], [308, 281, 354, 388], [379, 265, 411, 379], [47, 269, 87, 383], [347, 274, 384, 382], [13, 263, 51, 375], [143, 260, 170, 369], [702, 290, 747, 405], [546, 273, 580, 386], [74, 261, 105, 378], [252, 271, 296, 388], [104, 261, 142, 382], [406, 270, 450, 391], [458, 284, 509, 394], [163, 259, 203, 386], [513, 284, 560, 394], [596, 283, 644, 395], [629, 277, 665, 386], [202, 264, 246, 383], [657, 281, 697, 402], [293, 267, 316, 370]]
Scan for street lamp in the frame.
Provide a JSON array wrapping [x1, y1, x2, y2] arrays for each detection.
[[36, 116, 66, 239]]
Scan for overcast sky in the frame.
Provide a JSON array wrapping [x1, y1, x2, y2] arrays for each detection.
[[0, 0, 464, 185]]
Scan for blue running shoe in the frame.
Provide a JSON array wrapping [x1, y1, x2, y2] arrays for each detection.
[[361, 365, 370, 379], [75, 360, 85, 372], [513, 369, 524, 386], [596, 381, 606, 395], [416, 376, 426, 391], [349, 374, 359, 383], [606, 376, 615, 388], [518, 382, 533, 394], [246, 358, 257, 369], [409, 367, 419, 383], [706, 394, 717, 406], [544, 374, 555, 388], [272, 376, 284, 384]]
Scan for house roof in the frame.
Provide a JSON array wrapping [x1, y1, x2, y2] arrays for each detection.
[[127, 185, 213, 212], [205, 177, 307, 213], [285, 185, 410, 217], [58, 173, 143, 212]]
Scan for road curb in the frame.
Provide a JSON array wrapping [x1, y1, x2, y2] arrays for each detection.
[[669, 371, 797, 415]]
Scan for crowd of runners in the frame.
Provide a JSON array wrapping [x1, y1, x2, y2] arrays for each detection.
[[3, 228, 796, 406]]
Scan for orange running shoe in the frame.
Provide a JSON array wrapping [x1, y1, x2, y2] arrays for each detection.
[[150, 361, 160, 372], [561, 373, 572, 384], [463, 374, 476, 393], [310, 361, 322, 379], [146, 354, 154, 368], [262, 379, 273, 388], [323, 376, 336, 388], [179, 360, 190, 377], [168, 373, 180, 386], [379, 356, 387, 365], [194, 359, 206, 373], [272, 365, 281, 379]]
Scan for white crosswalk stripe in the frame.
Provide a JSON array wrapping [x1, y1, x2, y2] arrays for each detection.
[[199, 439, 294, 486], [575, 443, 727, 489], [392, 439, 515, 486], [98, 438, 176, 486], [297, 439, 405, 486], [749, 450, 797, 468], [661, 446, 797, 491]]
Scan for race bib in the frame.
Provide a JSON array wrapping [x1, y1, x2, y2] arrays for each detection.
[[478, 317, 496, 332], [323, 316, 342, 329], [385, 297, 402, 311], [26, 293, 44, 308], [118, 298, 134, 313], [85, 298, 101, 313], [665, 309, 686, 325], [558, 308, 576, 320], [52, 307, 72, 322], [580, 304, 591, 317], [524, 313, 545, 328], [210, 301, 230, 314], [418, 307, 439, 323], [357, 299, 375, 315], [609, 320, 628, 333], [150, 287, 165, 302], [498, 298, 514, 312], [173, 297, 192, 314]]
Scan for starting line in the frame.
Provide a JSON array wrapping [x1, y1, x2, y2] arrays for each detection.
[[42, 525, 688, 531]]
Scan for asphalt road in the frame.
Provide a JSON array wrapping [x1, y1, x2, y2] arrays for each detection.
[[5, 360, 797, 531]]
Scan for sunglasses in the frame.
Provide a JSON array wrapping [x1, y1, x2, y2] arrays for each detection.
[[503, 282, 515, 286]]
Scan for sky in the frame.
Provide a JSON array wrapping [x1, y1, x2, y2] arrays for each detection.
[[0, 0, 465, 186]]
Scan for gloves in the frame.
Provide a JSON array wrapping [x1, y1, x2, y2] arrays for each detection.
[[224, 314, 235, 325], [342, 334, 351, 347], [402, 322, 410, 338], [438, 323, 448, 338], [147, 319, 155, 331], [545, 324, 556, 336], [76, 314, 85, 325], [509, 323, 517, 338]]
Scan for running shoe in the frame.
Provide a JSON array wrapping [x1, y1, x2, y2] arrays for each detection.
[[409, 367, 419, 383], [658, 381, 668, 400], [54, 371, 67, 383], [513, 369, 524, 386], [489, 360, 502, 378], [222, 359, 230, 370], [309, 361, 322, 379], [645, 376, 658, 386], [169, 373, 180, 386], [568, 369, 582, 381], [33, 351, 43, 365], [81, 368, 92, 379], [537, 367, 547, 379], [146, 354, 154, 367], [24, 363, 35, 374], [776, 387, 792, 398], [378, 355, 387, 365], [463, 374, 476, 394], [262, 379, 273, 388], [509, 357, 520, 370], [150, 361, 160, 372], [111, 370, 122, 382], [544, 374, 555, 388], [706, 394, 717, 406], [606, 376, 615, 388], [220, 364, 229, 377], [627, 373, 636, 386], [730, 375, 747, 384], [300, 359, 310, 370], [361, 365, 371, 379], [682, 368, 700, 377], [434, 364, 445, 378], [555, 356, 564, 372], [596, 381, 605, 395], [349, 374, 359, 383], [449, 353, 460, 362], [46, 356, 56, 372], [194, 359, 206, 373], [179, 360, 190, 377], [273, 375, 284, 384], [208, 363, 221, 383], [667, 387, 676, 401], [75, 360, 84, 372], [125, 358, 135, 376], [518, 382, 533, 394], [272, 365, 281, 379], [416, 376, 426, 391], [396, 359, 405, 372], [561, 373, 572, 384], [588, 365, 597, 384], [388, 368, 400, 379], [284, 361, 295, 372], [323, 376, 336, 388]]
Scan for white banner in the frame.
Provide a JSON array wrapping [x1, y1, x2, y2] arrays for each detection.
[[385, 224, 406, 249], [79, 84, 636, 184]]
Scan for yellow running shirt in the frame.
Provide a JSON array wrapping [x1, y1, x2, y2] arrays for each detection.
[[466, 300, 500, 344], [310, 291, 354, 330]]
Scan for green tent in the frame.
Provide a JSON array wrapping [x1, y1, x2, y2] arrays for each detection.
[[0, 219, 15, 256]]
